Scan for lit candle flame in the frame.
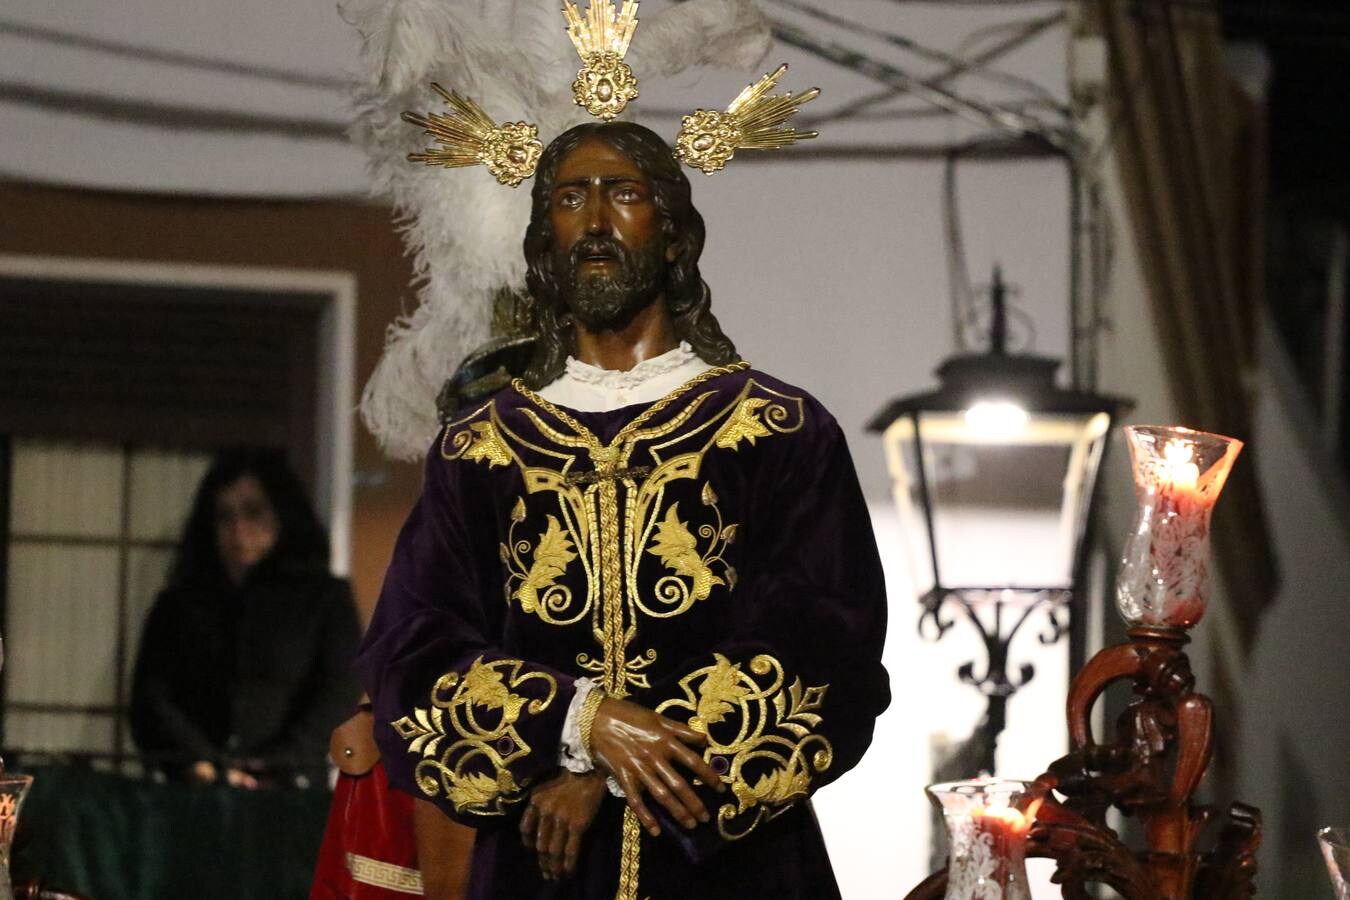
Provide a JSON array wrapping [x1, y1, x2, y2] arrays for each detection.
[[1161, 438, 1199, 490], [972, 797, 1043, 835]]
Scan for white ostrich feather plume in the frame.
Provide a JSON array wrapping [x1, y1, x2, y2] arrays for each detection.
[[341, 0, 773, 460]]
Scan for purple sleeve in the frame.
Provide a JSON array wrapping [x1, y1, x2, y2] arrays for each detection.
[[653, 415, 891, 851], [356, 433, 575, 825]]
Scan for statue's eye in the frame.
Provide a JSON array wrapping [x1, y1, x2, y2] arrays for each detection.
[[614, 186, 642, 202], [557, 190, 584, 209]]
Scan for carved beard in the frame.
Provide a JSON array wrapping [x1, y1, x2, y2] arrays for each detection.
[[555, 235, 668, 332]]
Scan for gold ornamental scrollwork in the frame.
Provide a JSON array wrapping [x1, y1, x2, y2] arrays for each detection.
[[392, 656, 558, 815], [640, 483, 738, 619], [656, 653, 832, 840], [564, 0, 641, 121], [502, 503, 592, 627], [714, 394, 806, 450], [402, 86, 543, 187], [675, 64, 820, 175]]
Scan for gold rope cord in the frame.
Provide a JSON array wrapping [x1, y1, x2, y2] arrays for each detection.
[[618, 807, 643, 900], [598, 476, 627, 699]]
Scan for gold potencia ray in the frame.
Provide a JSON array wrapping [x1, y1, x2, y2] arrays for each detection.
[[564, 0, 641, 120], [402, 85, 543, 187], [675, 64, 820, 175]]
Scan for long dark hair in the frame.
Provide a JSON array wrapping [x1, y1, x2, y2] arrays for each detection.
[[169, 448, 330, 588], [521, 121, 738, 388]]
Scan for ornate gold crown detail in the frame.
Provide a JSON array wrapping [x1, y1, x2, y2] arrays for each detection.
[[401, 86, 544, 187], [402, 0, 819, 187], [565, 0, 641, 120], [675, 64, 819, 175]]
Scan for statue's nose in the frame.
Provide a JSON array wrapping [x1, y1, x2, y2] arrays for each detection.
[[586, 193, 611, 235]]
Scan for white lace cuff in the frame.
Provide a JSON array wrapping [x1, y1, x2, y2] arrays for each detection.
[[559, 678, 626, 797], [560, 677, 599, 773]]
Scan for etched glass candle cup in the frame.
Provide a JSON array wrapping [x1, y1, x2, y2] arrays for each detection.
[[1321, 827, 1350, 900], [1115, 425, 1243, 630], [0, 773, 31, 900], [927, 777, 1047, 900]]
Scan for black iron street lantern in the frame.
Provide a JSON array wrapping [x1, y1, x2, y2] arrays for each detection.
[[868, 271, 1131, 776]]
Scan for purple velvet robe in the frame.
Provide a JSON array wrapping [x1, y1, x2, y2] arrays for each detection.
[[356, 364, 890, 899]]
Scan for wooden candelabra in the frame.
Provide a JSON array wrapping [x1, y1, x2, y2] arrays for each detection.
[[905, 625, 1261, 899]]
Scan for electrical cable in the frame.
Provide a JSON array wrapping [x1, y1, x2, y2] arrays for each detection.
[[0, 17, 347, 90], [767, 0, 1067, 110], [768, 16, 1071, 146], [802, 12, 1065, 128]]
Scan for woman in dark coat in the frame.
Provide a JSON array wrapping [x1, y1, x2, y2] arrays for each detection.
[[131, 449, 360, 787]]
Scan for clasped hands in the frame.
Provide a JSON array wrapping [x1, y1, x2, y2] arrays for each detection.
[[519, 696, 725, 881], [188, 759, 260, 789]]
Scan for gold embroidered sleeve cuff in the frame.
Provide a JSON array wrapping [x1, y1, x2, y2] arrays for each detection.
[[655, 653, 832, 840], [391, 656, 560, 816]]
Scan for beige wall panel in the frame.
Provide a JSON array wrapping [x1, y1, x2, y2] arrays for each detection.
[[5, 545, 120, 707], [128, 450, 211, 542], [10, 440, 122, 537]]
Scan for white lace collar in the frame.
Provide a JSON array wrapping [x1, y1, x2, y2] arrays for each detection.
[[561, 342, 698, 389]]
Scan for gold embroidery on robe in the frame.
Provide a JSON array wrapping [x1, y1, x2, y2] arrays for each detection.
[[656, 653, 832, 840], [392, 656, 557, 815], [503, 509, 582, 622], [714, 394, 806, 450], [433, 374, 816, 892], [645, 481, 737, 610], [460, 375, 807, 699], [442, 408, 513, 468]]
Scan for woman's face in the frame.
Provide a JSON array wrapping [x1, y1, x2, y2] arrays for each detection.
[[214, 475, 280, 585]]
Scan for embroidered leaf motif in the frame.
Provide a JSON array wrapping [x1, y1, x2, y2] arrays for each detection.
[[715, 398, 772, 450], [513, 516, 577, 614], [511, 496, 528, 523], [720, 524, 739, 545], [446, 770, 507, 810], [725, 566, 739, 591], [650, 504, 697, 556], [648, 504, 724, 601], [694, 654, 751, 730], [464, 421, 510, 468], [701, 482, 719, 507], [460, 661, 513, 711], [735, 762, 811, 812]]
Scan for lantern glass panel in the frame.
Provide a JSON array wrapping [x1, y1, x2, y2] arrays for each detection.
[[883, 411, 1110, 595]]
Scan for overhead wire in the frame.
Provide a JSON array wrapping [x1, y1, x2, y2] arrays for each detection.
[[0, 17, 347, 90], [801, 13, 1065, 128], [766, 0, 1068, 111]]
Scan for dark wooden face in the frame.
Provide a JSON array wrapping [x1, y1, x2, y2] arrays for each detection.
[[546, 137, 677, 273]]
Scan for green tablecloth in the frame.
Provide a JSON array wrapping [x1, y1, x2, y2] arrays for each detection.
[[10, 765, 331, 900]]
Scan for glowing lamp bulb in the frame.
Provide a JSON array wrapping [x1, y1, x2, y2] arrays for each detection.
[[964, 400, 1029, 438]]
